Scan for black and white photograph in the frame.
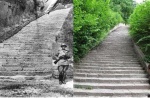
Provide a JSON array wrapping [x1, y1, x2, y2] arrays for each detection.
[[0, 0, 150, 97], [0, 0, 73, 97]]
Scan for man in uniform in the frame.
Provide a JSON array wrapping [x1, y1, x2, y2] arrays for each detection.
[[53, 43, 71, 84]]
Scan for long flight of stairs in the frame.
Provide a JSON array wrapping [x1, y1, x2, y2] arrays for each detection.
[[0, 8, 71, 76], [0, 8, 72, 89], [74, 25, 150, 97]]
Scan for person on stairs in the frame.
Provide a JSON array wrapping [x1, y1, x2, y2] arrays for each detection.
[[53, 43, 71, 84]]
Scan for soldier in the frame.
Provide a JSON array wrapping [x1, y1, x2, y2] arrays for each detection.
[[53, 43, 71, 84]]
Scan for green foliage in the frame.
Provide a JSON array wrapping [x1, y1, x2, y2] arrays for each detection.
[[110, 0, 135, 24], [129, 1, 150, 63], [137, 36, 150, 53], [74, 0, 123, 62], [144, 55, 150, 63]]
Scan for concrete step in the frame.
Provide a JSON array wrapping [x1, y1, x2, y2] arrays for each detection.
[[74, 73, 148, 78], [74, 82, 150, 89], [75, 69, 145, 74], [74, 77, 149, 83], [74, 89, 150, 97], [75, 66, 143, 70]]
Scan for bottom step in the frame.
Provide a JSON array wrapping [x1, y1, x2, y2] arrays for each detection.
[[74, 83, 150, 89], [74, 89, 150, 97]]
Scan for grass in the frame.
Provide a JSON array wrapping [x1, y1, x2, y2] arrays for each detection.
[[74, 85, 93, 90]]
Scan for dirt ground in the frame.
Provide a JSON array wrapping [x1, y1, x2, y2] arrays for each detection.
[[0, 77, 73, 97]]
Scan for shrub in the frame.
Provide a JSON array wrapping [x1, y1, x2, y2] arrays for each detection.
[[110, 0, 135, 24], [129, 1, 150, 63], [74, 0, 123, 62]]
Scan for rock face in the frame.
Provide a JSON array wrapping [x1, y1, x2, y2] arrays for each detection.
[[0, 0, 46, 42], [0, 0, 72, 42], [0, 0, 35, 28]]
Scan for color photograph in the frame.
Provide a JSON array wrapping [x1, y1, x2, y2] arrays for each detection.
[[73, 0, 150, 97]]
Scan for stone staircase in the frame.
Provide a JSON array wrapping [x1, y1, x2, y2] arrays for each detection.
[[74, 26, 150, 97], [0, 8, 71, 77]]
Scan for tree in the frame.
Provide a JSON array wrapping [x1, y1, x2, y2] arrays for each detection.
[[74, 0, 123, 62], [110, 0, 135, 23]]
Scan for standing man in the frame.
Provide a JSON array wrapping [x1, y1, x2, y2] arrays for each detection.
[[53, 43, 71, 84]]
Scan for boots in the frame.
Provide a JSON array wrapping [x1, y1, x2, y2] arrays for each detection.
[[59, 72, 63, 85]]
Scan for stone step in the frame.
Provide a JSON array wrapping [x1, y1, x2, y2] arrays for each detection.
[[89, 54, 136, 56], [87, 54, 136, 56], [74, 89, 150, 97], [0, 54, 50, 58], [0, 79, 50, 89], [74, 77, 149, 83], [74, 73, 148, 78], [74, 82, 150, 89], [90, 51, 135, 53], [82, 61, 140, 64], [0, 71, 51, 76], [84, 57, 138, 60], [82, 59, 138, 62], [3, 67, 52, 71], [75, 69, 145, 74], [75, 66, 143, 70], [79, 61, 140, 64], [0, 75, 52, 79], [85, 54, 137, 56], [76, 63, 141, 67]]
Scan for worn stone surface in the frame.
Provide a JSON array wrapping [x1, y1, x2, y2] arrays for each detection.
[[74, 25, 150, 97]]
